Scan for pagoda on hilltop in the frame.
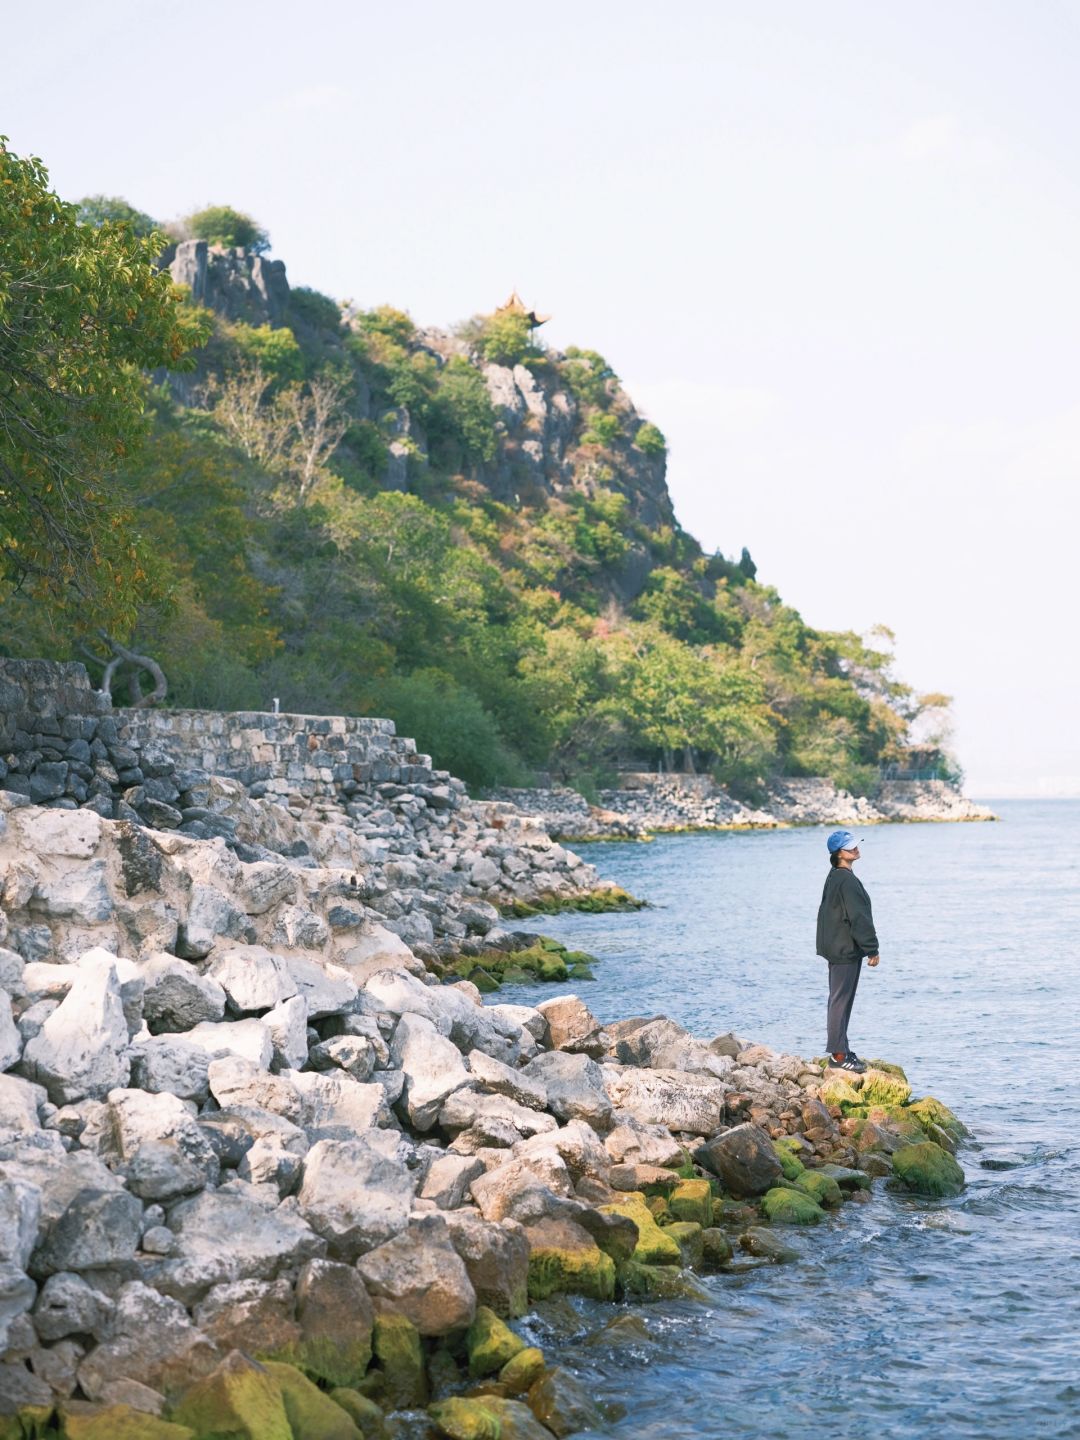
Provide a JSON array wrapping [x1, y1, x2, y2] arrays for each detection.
[[495, 290, 550, 331]]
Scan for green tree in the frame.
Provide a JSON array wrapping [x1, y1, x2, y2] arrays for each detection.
[[183, 205, 269, 253], [76, 194, 158, 236], [635, 421, 666, 457], [474, 310, 540, 368], [229, 323, 305, 383], [0, 140, 208, 632]]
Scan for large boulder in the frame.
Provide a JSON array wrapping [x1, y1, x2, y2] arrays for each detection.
[[391, 1012, 470, 1131], [467, 1050, 547, 1111], [170, 1349, 291, 1440], [289, 1257, 375, 1388], [442, 1212, 530, 1318], [32, 1271, 114, 1342], [696, 1123, 784, 1196], [535, 995, 607, 1058], [192, 1278, 301, 1360], [290, 1070, 390, 1139], [76, 1282, 220, 1401], [22, 951, 130, 1103], [207, 945, 298, 1016], [521, 1052, 612, 1130], [279, 954, 357, 1020], [890, 1141, 965, 1197], [129, 1035, 210, 1103], [469, 1153, 573, 1226], [184, 1018, 273, 1069], [356, 1214, 476, 1335], [297, 1136, 414, 1257], [603, 1066, 727, 1135], [146, 1187, 325, 1304]]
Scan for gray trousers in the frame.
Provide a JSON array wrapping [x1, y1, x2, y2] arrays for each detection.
[[826, 960, 862, 1056]]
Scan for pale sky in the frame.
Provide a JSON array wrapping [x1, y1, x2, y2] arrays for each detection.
[[7, 1, 1080, 796]]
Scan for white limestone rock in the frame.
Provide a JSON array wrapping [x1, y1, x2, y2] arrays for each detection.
[[391, 1011, 470, 1131], [356, 1213, 476, 1334], [263, 993, 309, 1071], [297, 1135, 415, 1257], [184, 1018, 273, 1069], [129, 1034, 210, 1103], [279, 953, 357, 1019], [140, 953, 227, 1033], [207, 944, 298, 1015], [521, 1051, 613, 1131], [22, 951, 130, 1104]]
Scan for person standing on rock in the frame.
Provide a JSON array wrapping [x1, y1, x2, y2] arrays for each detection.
[[816, 828, 880, 1073]]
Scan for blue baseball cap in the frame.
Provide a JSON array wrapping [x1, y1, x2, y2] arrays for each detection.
[[826, 828, 862, 854]]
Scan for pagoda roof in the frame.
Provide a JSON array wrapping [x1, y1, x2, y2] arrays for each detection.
[[495, 290, 550, 327]]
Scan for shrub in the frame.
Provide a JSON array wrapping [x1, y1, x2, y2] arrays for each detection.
[[635, 421, 666, 457], [580, 411, 621, 447], [560, 347, 616, 407], [75, 194, 158, 236], [354, 305, 416, 347], [183, 205, 269, 253], [475, 310, 538, 368], [374, 670, 522, 789], [229, 323, 304, 383], [289, 287, 342, 333], [431, 358, 498, 466]]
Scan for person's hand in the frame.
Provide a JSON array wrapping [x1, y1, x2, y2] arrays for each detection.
[[867, 955, 880, 967]]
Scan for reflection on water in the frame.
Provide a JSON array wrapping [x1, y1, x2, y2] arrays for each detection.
[[501, 801, 1080, 1439]]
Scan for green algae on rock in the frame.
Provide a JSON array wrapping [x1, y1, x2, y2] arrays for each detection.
[[526, 1366, 606, 1438], [170, 1351, 292, 1440], [701, 1227, 735, 1266], [890, 1141, 966, 1197], [772, 1138, 807, 1182], [618, 1259, 710, 1301], [792, 1169, 844, 1209], [428, 1396, 501, 1440], [499, 1347, 546, 1395], [761, 1187, 826, 1224], [262, 1362, 363, 1440], [739, 1227, 800, 1262], [664, 1220, 705, 1268], [667, 1177, 713, 1227], [370, 1312, 427, 1410], [597, 1194, 681, 1266], [59, 1407, 195, 1440], [466, 1307, 526, 1378], [908, 1096, 970, 1144], [328, 1389, 388, 1439], [499, 885, 644, 918], [859, 1068, 914, 1108], [525, 1219, 617, 1301]]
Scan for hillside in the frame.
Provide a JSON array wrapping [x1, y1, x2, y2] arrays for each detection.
[[1, 192, 955, 797]]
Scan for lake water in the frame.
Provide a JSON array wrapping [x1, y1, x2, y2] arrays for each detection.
[[501, 800, 1080, 1440]]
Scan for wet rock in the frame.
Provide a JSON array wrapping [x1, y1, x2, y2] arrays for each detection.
[[499, 1345, 545, 1394], [668, 1177, 713, 1226], [371, 1306, 427, 1409], [428, 1395, 500, 1440], [599, 1192, 680, 1265], [357, 1214, 476, 1335], [701, 1227, 735, 1265], [739, 1226, 800, 1262], [22, 952, 130, 1104], [695, 1123, 784, 1195], [526, 1366, 605, 1438], [466, 1304, 525, 1377], [264, 1359, 365, 1440], [793, 1169, 844, 1209]]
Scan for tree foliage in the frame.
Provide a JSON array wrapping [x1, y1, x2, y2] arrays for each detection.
[[182, 205, 269, 253], [76, 194, 158, 236], [0, 141, 208, 632]]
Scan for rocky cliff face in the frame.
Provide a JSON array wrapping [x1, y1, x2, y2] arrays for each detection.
[[165, 246, 678, 604]]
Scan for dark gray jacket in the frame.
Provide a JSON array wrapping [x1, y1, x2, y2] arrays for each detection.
[[816, 866, 879, 962]]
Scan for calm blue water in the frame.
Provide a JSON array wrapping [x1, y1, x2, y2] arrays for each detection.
[[502, 801, 1080, 1440]]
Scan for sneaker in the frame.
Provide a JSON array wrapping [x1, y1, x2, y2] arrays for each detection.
[[834, 1053, 867, 1074]]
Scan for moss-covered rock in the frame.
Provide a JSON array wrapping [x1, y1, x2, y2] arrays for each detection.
[[772, 1139, 806, 1182], [664, 1220, 705, 1268], [818, 1075, 863, 1110], [371, 1312, 427, 1410], [701, 1227, 735, 1265], [860, 1068, 913, 1107], [472, 1397, 559, 1440], [866, 1105, 924, 1143], [5, 1408, 55, 1440], [761, 1186, 825, 1225], [262, 1363, 362, 1440], [499, 1347, 545, 1396], [792, 1170, 844, 1209], [890, 1141, 965, 1197], [328, 1390, 388, 1439], [598, 1193, 681, 1265], [738, 1227, 799, 1262], [466, 1307, 525, 1379], [668, 1178, 713, 1227], [501, 886, 643, 918], [171, 1351, 292, 1440], [526, 1223, 616, 1302], [427, 1397, 500, 1440], [908, 1096, 969, 1144], [60, 1408, 194, 1440], [864, 1059, 908, 1080]]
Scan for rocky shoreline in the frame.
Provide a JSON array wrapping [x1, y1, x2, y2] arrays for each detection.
[[1, 793, 969, 1440], [486, 774, 996, 841]]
